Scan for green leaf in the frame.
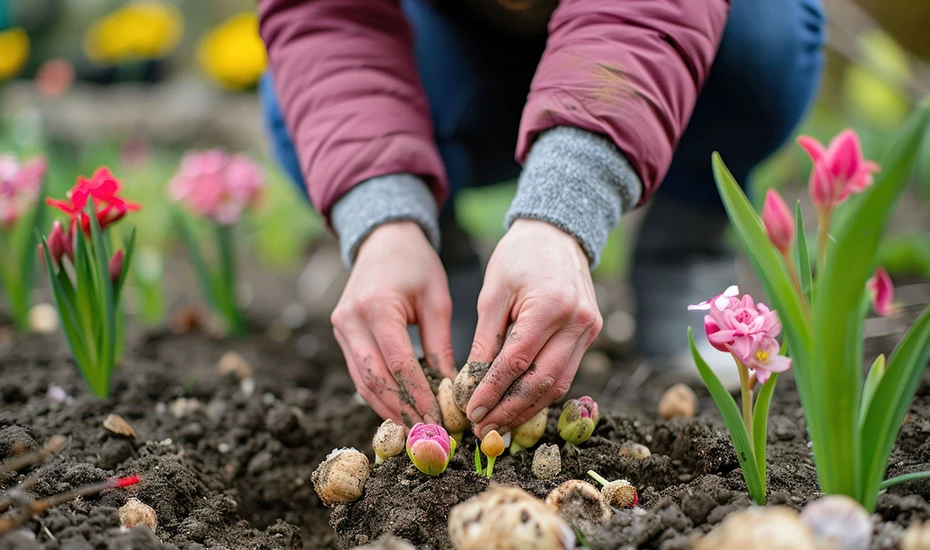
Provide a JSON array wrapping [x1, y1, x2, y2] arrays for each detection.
[[859, 354, 886, 428], [816, 103, 930, 498], [115, 228, 137, 299], [880, 470, 930, 489], [752, 372, 779, 485], [215, 225, 244, 336], [88, 205, 117, 398], [474, 444, 483, 475], [794, 202, 813, 306], [860, 304, 930, 511], [689, 328, 766, 504]]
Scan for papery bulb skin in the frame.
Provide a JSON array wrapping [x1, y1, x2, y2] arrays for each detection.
[[372, 419, 407, 465], [452, 361, 490, 413], [448, 486, 575, 550], [437, 378, 469, 441], [799, 495, 872, 550], [311, 447, 370, 506]]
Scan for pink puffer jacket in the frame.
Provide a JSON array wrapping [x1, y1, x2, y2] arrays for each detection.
[[258, 0, 730, 221]]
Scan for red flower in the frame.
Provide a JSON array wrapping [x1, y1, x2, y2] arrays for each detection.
[[46, 167, 141, 233]]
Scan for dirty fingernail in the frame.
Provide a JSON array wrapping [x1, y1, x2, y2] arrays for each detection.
[[470, 406, 488, 424], [479, 424, 499, 439]]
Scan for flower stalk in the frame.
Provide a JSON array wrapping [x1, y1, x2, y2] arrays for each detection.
[[40, 167, 139, 398], [169, 149, 264, 337]]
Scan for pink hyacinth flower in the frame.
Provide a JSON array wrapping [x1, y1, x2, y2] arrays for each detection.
[[761, 189, 795, 256], [867, 267, 899, 317], [688, 285, 740, 312], [0, 154, 48, 229], [797, 129, 880, 213], [169, 149, 265, 226], [742, 334, 792, 384], [406, 422, 455, 476]]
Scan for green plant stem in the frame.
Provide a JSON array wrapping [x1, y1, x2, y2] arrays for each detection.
[[474, 445, 483, 475], [587, 470, 609, 487], [216, 225, 244, 337], [817, 209, 832, 270], [880, 470, 930, 489], [737, 361, 754, 452], [485, 456, 496, 478]]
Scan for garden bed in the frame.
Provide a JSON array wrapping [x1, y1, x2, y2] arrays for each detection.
[[2, 278, 930, 549]]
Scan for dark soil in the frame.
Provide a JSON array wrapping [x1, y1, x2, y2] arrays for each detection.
[[2, 283, 930, 550]]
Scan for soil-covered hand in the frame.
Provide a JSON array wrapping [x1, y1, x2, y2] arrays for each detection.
[[466, 219, 603, 438], [331, 221, 457, 427]]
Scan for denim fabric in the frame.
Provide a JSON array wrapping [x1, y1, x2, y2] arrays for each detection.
[[259, 0, 825, 213]]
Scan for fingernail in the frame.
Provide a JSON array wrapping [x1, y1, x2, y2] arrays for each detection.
[[470, 406, 488, 424], [424, 414, 440, 426], [479, 424, 499, 439]]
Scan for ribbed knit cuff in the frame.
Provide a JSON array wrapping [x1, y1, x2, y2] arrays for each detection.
[[505, 126, 643, 267], [331, 174, 440, 267]]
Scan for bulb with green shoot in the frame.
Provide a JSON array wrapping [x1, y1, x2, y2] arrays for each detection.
[[372, 419, 407, 466], [587, 470, 638, 508], [558, 396, 599, 446], [478, 430, 504, 478], [510, 407, 548, 454]]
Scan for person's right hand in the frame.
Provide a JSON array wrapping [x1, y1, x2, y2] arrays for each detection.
[[330, 220, 458, 427]]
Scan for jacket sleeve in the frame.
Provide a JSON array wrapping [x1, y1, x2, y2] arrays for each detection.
[[516, 0, 730, 203], [258, 0, 448, 221]]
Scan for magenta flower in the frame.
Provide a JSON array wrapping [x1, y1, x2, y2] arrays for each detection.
[[688, 284, 740, 312], [406, 422, 456, 476], [0, 154, 48, 229], [797, 130, 880, 214], [702, 294, 782, 353], [43, 219, 74, 266], [742, 334, 792, 384], [867, 267, 898, 317], [762, 189, 795, 256], [169, 149, 265, 226]]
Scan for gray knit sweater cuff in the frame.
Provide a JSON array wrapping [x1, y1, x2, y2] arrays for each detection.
[[505, 127, 643, 267], [331, 174, 440, 267]]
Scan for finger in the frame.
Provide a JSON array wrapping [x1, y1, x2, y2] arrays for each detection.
[[333, 327, 402, 424], [467, 287, 509, 364], [467, 310, 559, 424], [417, 289, 458, 379], [366, 303, 443, 426], [473, 328, 582, 438]]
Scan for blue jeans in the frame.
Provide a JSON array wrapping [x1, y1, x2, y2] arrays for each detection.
[[260, 0, 825, 216]]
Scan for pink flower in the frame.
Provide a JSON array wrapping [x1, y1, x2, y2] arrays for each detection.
[[46, 167, 141, 234], [742, 334, 792, 384], [169, 149, 265, 226], [762, 189, 795, 256], [867, 267, 898, 317], [39, 219, 75, 269], [703, 294, 782, 352], [688, 285, 740, 312], [406, 422, 455, 476], [0, 154, 48, 229], [797, 130, 880, 213]]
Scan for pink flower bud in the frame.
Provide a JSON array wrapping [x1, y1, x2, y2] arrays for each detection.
[[108, 250, 124, 284], [762, 189, 795, 256], [798, 130, 880, 214], [867, 267, 898, 317], [406, 423, 455, 476]]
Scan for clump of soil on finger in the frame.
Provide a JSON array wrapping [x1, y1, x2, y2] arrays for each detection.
[[3, 283, 930, 549]]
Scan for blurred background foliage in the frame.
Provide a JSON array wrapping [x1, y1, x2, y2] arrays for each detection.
[[0, 0, 929, 325]]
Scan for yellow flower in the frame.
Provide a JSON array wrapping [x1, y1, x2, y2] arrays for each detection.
[[84, 1, 184, 65], [198, 13, 267, 90], [0, 27, 30, 80]]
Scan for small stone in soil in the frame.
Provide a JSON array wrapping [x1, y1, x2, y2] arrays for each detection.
[[658, 383, 698, 419], [619, 441, 652, 459], [119, 497, 158, 532], [216, 351, 253, 380], [103, 413, 137, 438], [28, 303, 59, 334]]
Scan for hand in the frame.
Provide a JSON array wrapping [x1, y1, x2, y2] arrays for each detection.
[[466, 219, 603, 438], [331, 221, 457, 427]]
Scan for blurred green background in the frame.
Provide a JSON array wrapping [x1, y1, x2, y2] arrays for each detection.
[[2, 0, 930, 325]]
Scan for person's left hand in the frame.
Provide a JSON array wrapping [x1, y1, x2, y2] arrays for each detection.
[[465, 219, 603, 438]]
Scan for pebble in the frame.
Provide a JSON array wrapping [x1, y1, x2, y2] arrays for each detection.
[[168, 397, 202, 419], [240, 377, 256, 398], [531, 443, 561, 479], [47, 385, 69, 402], [217, 443, 231, 454], [28, 303, 59, 334], [658, 383, 698, 419], [103, 414, 136, 438], [619, 441, 652, 459], [119, 498, 157, 532], [216, 351, 253, 380]]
